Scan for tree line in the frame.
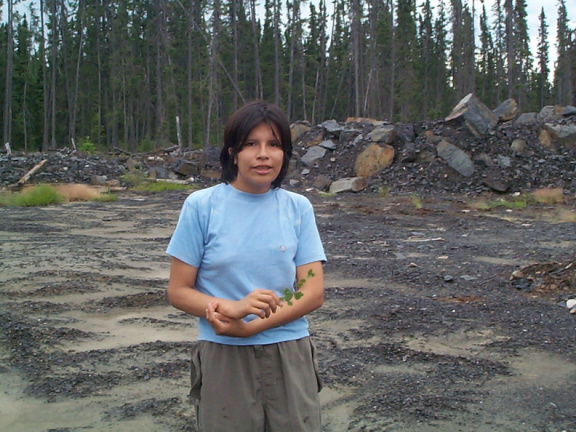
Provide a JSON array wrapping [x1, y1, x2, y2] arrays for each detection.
[[1, 0, 575, 153]]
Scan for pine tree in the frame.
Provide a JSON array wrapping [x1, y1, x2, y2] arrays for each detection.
[[417, 0, 434, 119], [478, 1, 497, 106], [536, 7, 550, 108], [512, 0, 532, 111], [395, 0, 417, 121], [553, 0, 572, 105]]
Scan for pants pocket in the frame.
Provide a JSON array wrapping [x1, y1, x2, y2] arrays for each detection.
[[189, 342, 202, 400], [309, 338, 323, 393]]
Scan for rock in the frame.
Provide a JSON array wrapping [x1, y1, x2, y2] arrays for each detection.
[[510, 270, 524, 280], [539, 128, 554, 148], [329, 177, 368, 194], [199, 168, 220, 180], [370, 124, 396, 144], [510, 139, 527, 154], [445, 93, 498, 137], [319, 140, 337, 150], [542, 124, 576, 149], [290, 122, 311, 143], [537, 105, 561, 123], [474, 153, 493, 167], [339, 128, 362, 146], [493, 98, 518, 122], [345, 117, 382, 126], [561, 106, 576, 117], [149, 166, 172, 180], [483, 166, 510, 192], [91, 175, 108, 186], [321, 119, 343, 135], [301, 146, 327, 166], [354, 144, 395, 177], [437, 139, 474, 177], [566, 299, 576, 309], [400, 142, 417, 163], [514, 112, 536, 126], [497, 155, 511, 168], [312, 174, 332, 191], [302, 130, 324, 147], [395, 123, 415, 143], [171, 159, 199, 177], [125, 158, 139, 172]]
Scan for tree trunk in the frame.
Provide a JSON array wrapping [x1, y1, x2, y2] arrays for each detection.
[[250, 0, 263, 100], [40, 0, 49, 151], [504, 0, 514, 99], [273, 0, 280, 106], [50, 0, 58, 149], [70, 0, 86, 146], [3, 0, 14, 148]]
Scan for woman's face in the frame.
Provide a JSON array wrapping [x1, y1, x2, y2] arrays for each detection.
[[231, 122, 284, 194]]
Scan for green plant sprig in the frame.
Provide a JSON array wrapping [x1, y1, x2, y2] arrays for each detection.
[[279, 269, 315, 306]]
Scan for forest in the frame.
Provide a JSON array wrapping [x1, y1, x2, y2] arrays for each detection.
[[0, 0, 575, 153]]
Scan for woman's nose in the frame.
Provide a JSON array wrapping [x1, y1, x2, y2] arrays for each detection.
[[256, 143, 269, 158]]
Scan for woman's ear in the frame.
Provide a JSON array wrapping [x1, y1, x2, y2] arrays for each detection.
[[228, 148, 237, 165]]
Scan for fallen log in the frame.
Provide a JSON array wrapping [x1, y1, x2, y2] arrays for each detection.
[[17, 159, 47, 186]]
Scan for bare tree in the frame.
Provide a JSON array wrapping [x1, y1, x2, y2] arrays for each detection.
[[3, 0, 14, 148], [250, 0, 263, 100], [504, 0, 514, 98]]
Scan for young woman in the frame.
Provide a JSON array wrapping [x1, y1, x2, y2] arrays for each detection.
[[166, 101, 326, 432]]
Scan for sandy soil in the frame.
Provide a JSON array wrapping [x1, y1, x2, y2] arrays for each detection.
[[1, 189, 575, 432]]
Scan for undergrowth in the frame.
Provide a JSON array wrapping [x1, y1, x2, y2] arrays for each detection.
[[134, 181, 193, 193], [0, 185, 65, 207]]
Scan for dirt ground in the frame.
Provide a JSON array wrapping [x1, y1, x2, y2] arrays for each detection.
[[1, 189, 576, 432]]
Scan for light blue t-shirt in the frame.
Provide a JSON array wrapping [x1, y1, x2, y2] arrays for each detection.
[[166, 183, 326, 345]]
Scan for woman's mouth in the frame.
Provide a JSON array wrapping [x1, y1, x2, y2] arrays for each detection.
[[253, 165, 273, 174]]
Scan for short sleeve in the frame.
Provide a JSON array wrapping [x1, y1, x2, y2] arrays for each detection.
[[166, 195, 205, 267], [294, 198, 326, 267]]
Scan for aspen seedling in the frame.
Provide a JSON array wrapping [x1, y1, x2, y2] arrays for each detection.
[[280, 269, 315, 305]]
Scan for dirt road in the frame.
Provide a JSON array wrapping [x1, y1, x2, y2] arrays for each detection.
[[1, 190, 575, 431]]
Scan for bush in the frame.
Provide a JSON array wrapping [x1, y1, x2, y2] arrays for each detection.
[[134, 181, 193, 193], [0, 185, 65, 207]]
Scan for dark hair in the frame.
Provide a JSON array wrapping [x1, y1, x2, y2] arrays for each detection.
[[220, 100, 292, 188]]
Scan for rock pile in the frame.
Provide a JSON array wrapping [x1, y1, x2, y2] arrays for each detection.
[[1, 94, 575, 196], [291, 94, 576, 195]]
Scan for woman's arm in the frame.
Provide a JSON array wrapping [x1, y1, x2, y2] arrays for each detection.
[[167, 257, 281, 319], [206, 261, 324, 337]]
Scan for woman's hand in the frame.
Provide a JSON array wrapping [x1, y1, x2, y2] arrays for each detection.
[[206, 301, 251, 337], [218, 289, 281, 320]]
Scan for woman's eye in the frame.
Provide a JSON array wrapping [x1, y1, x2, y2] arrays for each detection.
[[244, 142, 255, 147], [270, 142, 281, 147]]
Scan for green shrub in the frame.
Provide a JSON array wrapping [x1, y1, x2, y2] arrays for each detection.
[[120, 171, 148, 187], [78, 136, 96, 153], [134, 181, 193, 193], [0, 185, 65, 207], [95, 193, 118, 202]]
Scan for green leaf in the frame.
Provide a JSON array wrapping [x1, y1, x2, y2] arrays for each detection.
[[280, 270, 315, 305]]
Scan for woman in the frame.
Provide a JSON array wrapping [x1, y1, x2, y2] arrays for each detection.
[[166, 100, 326, 431]]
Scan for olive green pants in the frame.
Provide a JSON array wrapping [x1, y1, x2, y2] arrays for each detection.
[[190, 337, 322, 432]]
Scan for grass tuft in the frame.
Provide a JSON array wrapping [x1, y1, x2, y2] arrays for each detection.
[[410, 194, 423, 209], [532, 187, 563, 204], [134, 181, 193, 193], [0, 185, 65, 207]]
